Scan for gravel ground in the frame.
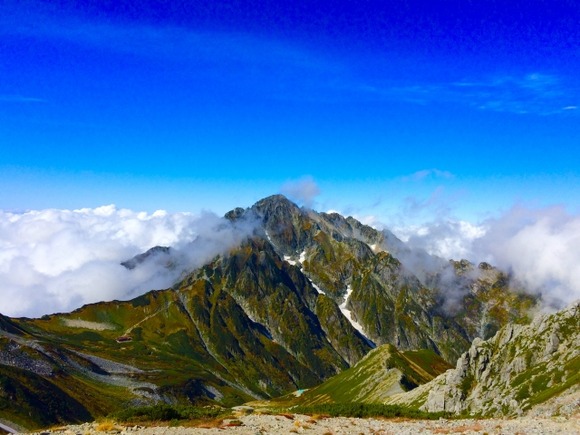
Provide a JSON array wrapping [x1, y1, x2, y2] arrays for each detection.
[[25, 414, 580, 435]]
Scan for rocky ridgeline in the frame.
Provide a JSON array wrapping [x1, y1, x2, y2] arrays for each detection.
[[416, 301, 580, 417]]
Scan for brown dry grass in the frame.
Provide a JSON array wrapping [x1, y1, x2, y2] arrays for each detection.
[[376, 416, 413, 423], [222, 419, 243, 427], [95, 420, 117, 431], [293, 420, 311, 429], [432, 421, 484, 433], [309, 413, 330, 421], [192, 418, 224, 429]]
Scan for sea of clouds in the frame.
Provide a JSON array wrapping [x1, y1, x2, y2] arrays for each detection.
[[0, 202, 578, 318], [0, 205, 256, 317]]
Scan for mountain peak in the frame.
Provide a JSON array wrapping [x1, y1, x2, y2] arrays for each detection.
[[223, 195, 301, 225], [252, 194, 300, 214]]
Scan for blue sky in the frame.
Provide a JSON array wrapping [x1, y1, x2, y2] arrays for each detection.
[[2, 0, 580, 316], [1, 0, 579, 220]]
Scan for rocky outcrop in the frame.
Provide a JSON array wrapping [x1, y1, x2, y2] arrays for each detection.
[[0, 339, 55, 377], [419, 301, 580, 416]]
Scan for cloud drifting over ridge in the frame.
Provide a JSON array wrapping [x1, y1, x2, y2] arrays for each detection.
[[393, 204, 580, 308], [281, 176, 321, 208], [2, 201, 578, 318], [0, 205, 255, 317]]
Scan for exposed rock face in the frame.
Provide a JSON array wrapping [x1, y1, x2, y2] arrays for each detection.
[[246, 195, 535, 363], [421, 301, 580, 416], [0, 340, 54, 377], [120, 246, 172, 270]]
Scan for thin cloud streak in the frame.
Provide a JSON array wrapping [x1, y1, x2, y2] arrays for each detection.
[[364, 73, 579, 116], [3, 11, 343, 103], [401, 169, 455, 182], [6, 12, 334, 74], [0, 95, 46, 103]]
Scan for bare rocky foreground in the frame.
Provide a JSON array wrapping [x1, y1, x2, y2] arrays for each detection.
[[24, 414, 580, 435]]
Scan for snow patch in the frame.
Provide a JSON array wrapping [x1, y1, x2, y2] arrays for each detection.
[[284, 255, 297, 266], [311, 281, 325, 295], [63, 319, 117, 331], [283, 250, 306, 267], [339, 285, 373, 345]]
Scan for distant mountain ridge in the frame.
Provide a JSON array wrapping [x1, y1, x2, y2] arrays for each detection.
[[0, 194, 537, 430]]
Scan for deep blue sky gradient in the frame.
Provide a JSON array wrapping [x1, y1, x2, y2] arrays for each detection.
[[1, 0, 579, 220]]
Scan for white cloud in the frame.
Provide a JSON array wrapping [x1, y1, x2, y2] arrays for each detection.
[[280, 176, 321, 208], [392, 204, 580, 308], [4, 199, 578, 318], [395, 220, 485, 261], [473, 205, 580, 308], [0, 206, 256, 317]]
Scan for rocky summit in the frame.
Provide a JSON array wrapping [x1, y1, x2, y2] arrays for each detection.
[[0, 195, 562, 431]]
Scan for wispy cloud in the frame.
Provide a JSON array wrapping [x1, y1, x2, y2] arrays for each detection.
[[280, 176, 321, 208], [0, 94, 46, 103], [5, 12, 333, 75], [367, 73, 579, 116], [401, 187, 457, 221], [401, 169, 454, 182], [3, 10, 341, 103], [452, 73, 574, 115]]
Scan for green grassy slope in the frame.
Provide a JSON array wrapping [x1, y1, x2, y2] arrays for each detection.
[[264, 344, 451, 407]]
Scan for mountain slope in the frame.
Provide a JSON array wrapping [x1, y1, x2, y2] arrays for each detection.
[[264, 344, 452, 407], [387, 301, 580, 417], [0, 194, 538, 429], [248, 195, 536, 363]]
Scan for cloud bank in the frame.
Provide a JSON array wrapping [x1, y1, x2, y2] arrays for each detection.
[[0, 205, 255, 317], [2, 200, 577, 318], [393, 204, 580, 308]]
